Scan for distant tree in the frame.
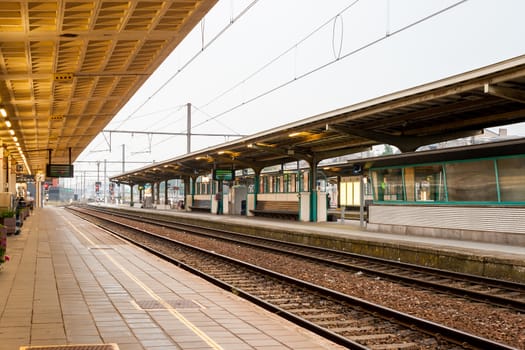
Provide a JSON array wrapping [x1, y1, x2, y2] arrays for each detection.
[[382, 144, 394, 155]]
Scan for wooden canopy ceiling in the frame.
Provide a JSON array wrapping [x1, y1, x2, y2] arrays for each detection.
[[0, 0, 217, 177]]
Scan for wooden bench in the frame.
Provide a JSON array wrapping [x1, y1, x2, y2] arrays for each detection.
[[250, 200, 299, 220], [189, 199, 211, 212]]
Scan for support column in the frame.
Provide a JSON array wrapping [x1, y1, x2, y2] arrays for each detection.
[[0, 146, 6, 193], [247, 168, 261, 216], [216, 180, 223, 215], [253, 168, 261, 203], [151, 182, 155, 207], [164, 180, 169, 206], [183, 177, 190, 211], [308, 158, 318, 222], [156, 182, 160, 205], [188, 176, 197, 209]]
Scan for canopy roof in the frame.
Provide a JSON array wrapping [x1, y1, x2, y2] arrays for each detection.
[[0, 0, 217, 176], [111, 54, 525, 185]]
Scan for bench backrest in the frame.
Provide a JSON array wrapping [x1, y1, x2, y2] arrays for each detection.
[[192, 199, 210, 208], [256, 200, 299, 212]]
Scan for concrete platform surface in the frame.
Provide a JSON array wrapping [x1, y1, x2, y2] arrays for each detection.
[[0, 206, 344, 350]]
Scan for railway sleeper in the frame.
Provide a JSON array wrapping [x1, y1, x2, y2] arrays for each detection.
[[317, 322, 368, 330], [285, 308, 334, 314], [303, 313, 345, 320], [349, 333, 396, 342], [368, 343, 419, 350], [269, 298, 303, 303]]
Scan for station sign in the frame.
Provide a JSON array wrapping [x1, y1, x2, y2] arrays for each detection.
[[213, 169, 235, 181], [16, 174, 35, 183]]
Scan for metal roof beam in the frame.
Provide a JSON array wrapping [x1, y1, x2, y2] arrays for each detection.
[[247, 142, 312, 162], [484, 83, 525, 103], [328, 125, 482, 152], [314, 145, 372, 161]]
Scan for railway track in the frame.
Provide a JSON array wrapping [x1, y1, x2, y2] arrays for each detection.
[[68, 205, 519, 349], [76, 205, 525, 313]]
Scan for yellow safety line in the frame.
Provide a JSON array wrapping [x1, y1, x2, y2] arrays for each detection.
[[66, 219, 224, 350]]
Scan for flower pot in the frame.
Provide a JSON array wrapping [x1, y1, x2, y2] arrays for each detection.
[[0, 226, 6, 264], [2, 217, 16, 235]]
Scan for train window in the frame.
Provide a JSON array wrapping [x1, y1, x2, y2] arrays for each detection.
[[445, 159, 497, 202], [497, 156, 525, 202]]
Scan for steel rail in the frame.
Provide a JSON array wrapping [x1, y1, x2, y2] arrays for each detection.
[[68, 206, 518, 350]]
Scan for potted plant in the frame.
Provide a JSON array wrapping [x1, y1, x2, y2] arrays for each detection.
[[1, 210, 17, 235], [0, 224, 6, 265]]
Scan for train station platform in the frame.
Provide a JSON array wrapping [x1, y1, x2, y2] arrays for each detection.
[[0, 206, 344, 350], [111, 204, 525, 284]]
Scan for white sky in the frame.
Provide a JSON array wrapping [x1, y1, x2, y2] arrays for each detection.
[[74, 0, 525, 184]]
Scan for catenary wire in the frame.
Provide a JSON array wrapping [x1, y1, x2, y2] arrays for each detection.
[[111, 0, 259, 130], [199, 0, 468, 125]]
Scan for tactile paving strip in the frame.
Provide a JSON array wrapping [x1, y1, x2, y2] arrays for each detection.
[[136, 299, 200, 310], [19, 344, 119, 350]]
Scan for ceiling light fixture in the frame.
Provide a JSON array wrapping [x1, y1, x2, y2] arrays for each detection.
[[0, 108, 6, 117], [5, 120, 11, 128]]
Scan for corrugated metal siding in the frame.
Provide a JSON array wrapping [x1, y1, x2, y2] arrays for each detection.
[[369, 205, 525, 234]]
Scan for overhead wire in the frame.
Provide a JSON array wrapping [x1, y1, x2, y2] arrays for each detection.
[[86, 0, 259, 153], [199, 0, 469, 125], [200, 0, 361, 109], [87, 0, 469, 159], [112, 0, 259, 130], [148, 104, 244, 150]]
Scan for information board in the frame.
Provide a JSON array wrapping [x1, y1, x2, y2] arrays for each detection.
[[213, 169, 234, 181], [46, 164, 74, 178]]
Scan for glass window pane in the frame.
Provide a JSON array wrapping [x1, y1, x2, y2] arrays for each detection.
[[371, 168, 404, 201], [414, 164, 445, 202], [445, 160, 497, 202], [498, 157, 525, 202]]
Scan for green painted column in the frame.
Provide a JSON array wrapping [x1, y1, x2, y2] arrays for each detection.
[[254, 168, 261, 204], [191, 176, 196, 200], [164, 179, 169, 206], [309, 159, 318, 222]]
